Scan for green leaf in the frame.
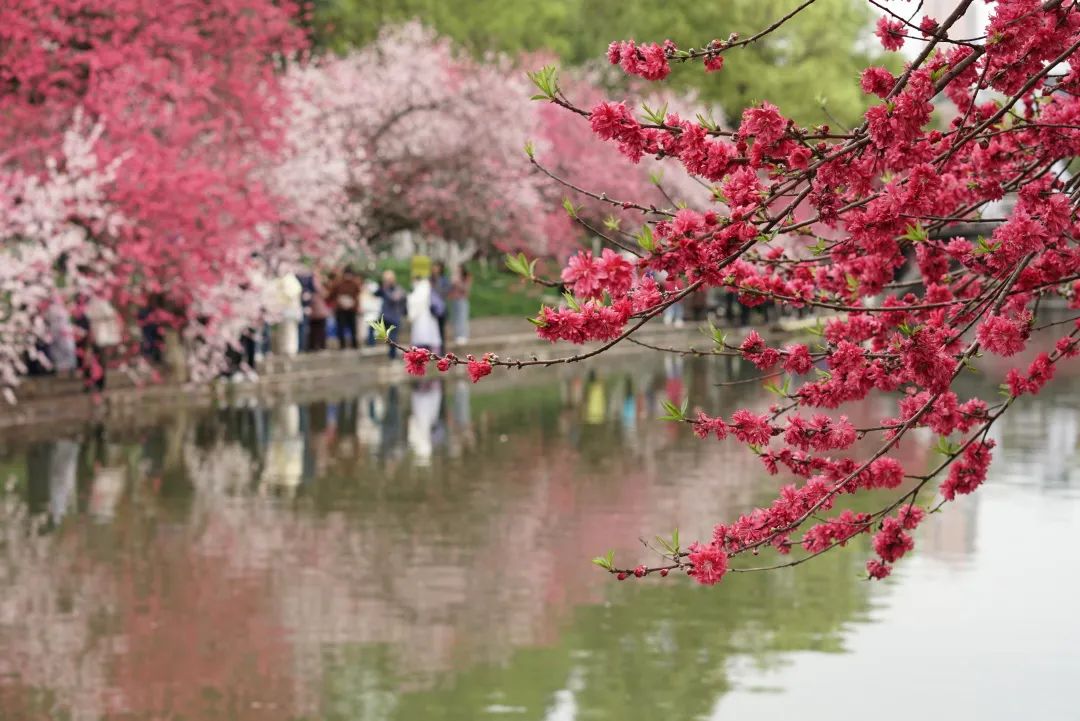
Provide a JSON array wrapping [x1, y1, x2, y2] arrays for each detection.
[[524, 140, 535, 159], [526, 64, 559, 100], [655, 535, 676, 554], [636, 224, 656, 252], [659, 398, 688, 422], [603, 215, 621, 231], [591, 549, 616, 570], [369, 317, 394, 343], [765, 375, 792, 396], [562, 197, 578, 218], [696, 111, 719, 132], [640, 101, 669, 125], [933, 436, 962, 456], [563, 292, 581, 312], [972, 235, 1001, 256], [897, 322, 923, 338], [704, 320, 727, 348], [505, 252, 532, 278], [845, 273, 860, 294], [901, 223, 928, 243]]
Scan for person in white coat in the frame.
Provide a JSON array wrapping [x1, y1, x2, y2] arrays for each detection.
[[408, 380, 442, 467], [268, 272, 303, 357], [46, 296, 78, 374], [407, 274, 442, 353]]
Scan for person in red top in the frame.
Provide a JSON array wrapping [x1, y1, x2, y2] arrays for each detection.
[[326, 266, 361, 349]]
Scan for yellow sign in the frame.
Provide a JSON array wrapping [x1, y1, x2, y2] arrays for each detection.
[[410, 255, 432, 280]]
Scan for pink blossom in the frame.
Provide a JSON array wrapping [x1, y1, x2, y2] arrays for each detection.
[[404, 347, 430, 376], [802, 510, 871, 553], [876, 17, 906, 51], [1006, 352, 1056, 396], [704, 53, 724, 73], [897, 504, 925, 531], [787, 145, 812, 169], [608, 40, 672, 81], [1056, 336, 1080, 358], [596, 248, 633, 296], [783, 344, 814, 374], [977, 314, 1029, 357], [730, 409, 774, 446], [467, 357, 493, 383], [861, 67, 895, 97], [739, 102, 787, 146], [872, 518, 914, 563], [866, 560, 892, 580], [740, 330, 780, 370], [687, 543, 729, 586], [561, 251, 605, 299], [693, 412, 728, 440], [940, 440, 995, 500]]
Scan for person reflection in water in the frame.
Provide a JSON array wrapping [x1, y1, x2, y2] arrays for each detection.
[[620, 377, 637, 438], [408, 379, 443, 466], [584, 371, 607, 425], [380, 385, 405, 466]]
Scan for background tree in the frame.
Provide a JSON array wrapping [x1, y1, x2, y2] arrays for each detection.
[[0, 0, 308, 381], [311, 0, 892, 126]]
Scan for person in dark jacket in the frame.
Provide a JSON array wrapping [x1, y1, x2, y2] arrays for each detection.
[[374, 270, 406, 359]]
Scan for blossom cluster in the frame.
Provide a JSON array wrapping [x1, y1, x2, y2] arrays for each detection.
[[517, 0, 1080, 585]]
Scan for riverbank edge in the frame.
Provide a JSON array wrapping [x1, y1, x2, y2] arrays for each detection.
[[0, 317, 820, 433]]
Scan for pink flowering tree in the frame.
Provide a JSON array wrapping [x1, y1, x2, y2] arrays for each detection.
[[275, 23, 712, 264], [0, 0, 309, 384], [277, 23, 581, 260], [389, 0, 1080, 584], [0, 113, 125, 392]]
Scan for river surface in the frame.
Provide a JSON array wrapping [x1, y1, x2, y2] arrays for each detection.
[[0, 348, 1077, 721]]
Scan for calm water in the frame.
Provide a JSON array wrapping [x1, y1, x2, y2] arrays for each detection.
[[0, 350, 1078, 721]]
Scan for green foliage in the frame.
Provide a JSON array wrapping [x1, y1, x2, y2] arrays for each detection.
[[659, 398, 689, 422], [504, 251, 537, 279], [635, 223, 656, 252], [369, 316, 395, 342], [592, 550, 616, 570], [312, 0, 897, 126]]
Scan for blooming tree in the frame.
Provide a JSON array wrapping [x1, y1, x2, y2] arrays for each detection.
[[275, 23, 714, 263], [0, 114, 124, 391], [275, 23, 575, 259], [392, 0, 1080, 584], [0, 0, 309, 383]]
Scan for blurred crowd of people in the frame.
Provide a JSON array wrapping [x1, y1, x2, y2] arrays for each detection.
[[225, 260, 473, 381], [19, 258, 474, 392]]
